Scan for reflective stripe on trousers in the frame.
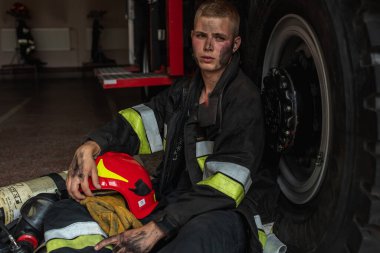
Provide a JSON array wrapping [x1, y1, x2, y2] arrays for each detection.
[[45, 221, 108, 252]]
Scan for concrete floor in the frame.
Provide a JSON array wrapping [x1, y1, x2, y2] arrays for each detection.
[[0, 77, 150, 187]]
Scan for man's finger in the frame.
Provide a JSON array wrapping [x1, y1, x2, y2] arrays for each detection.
[[81, 173, 94, 197], [66, 174, 72, 192], [71, 178, 87, 201], [91, 167, 101, 189], [94, 235, 118, 251]]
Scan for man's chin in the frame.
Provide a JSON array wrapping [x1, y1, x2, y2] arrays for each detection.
[[200, 65, 227, 73], [198, 63, 216, 71]]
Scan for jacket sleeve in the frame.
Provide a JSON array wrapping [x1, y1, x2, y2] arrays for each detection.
[[87, 87, 170, 155], [155, 79, 265, 237]]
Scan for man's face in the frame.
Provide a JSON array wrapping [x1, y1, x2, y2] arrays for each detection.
[[191, 16, 240, 75]]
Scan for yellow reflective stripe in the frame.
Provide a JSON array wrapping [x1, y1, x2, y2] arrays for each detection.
[[197, 156, 208, 172], [119, 108, 151, 154], [97, 158, 128, 183], [198, 173, 245, 206], [258, 229, 267, 249], [46, 234, 110, 252], [254, 215, 267, 249], [205, 161, 252, 193], [196, 141, 213, 172], [163, 138, 166, 151]]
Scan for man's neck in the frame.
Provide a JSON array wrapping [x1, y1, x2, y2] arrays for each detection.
[[199, 68, 225, 105], [200, 68, 225, 95]]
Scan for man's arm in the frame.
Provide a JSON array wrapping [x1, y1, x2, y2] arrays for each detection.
[[66, 86, 172, 201]]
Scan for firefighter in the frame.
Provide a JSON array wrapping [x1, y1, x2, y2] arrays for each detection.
[[6, 2, 45, 65], [67, 0, 264, 252]]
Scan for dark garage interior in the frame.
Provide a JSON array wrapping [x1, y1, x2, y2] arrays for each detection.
[[0, 0, 379, 252], [0, 0, 172, 186], [0, 77, 145, 186]]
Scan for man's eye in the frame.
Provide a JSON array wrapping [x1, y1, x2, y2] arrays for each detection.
[[196, 33, 206, 38], [215, 36, 226, 42]]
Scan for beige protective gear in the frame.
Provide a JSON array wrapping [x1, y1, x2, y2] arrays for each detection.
[[80, 194, 142, 236]]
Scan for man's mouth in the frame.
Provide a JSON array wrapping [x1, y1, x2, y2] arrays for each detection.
[[200, 56, 214, 63]]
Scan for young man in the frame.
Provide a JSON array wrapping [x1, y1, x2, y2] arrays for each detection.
[[66, 0, 264, 252]]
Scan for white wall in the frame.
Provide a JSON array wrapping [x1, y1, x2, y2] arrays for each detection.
[[0, 0, 130, 67]]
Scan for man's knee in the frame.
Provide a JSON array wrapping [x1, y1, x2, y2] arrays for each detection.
[[158, 210, 247, 253]]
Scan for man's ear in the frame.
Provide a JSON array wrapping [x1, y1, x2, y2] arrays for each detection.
[[233, 36, 241, 52], [191, 30, 194, 38]]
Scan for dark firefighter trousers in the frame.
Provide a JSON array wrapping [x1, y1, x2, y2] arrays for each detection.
[[153, 210, 247, 253]]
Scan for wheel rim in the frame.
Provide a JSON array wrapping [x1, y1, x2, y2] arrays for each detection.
[[262, 14, 331, 204]]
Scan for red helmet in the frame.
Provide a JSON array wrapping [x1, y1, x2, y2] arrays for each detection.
[[7, 2, 30, 19], [88, 152, 158, 219]]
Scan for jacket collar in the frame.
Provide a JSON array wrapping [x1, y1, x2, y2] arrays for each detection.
[[189, 52, 241, 96], [196, 53, 240, 127]]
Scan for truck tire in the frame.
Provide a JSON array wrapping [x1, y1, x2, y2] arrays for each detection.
[[239, 0, 380, 252]]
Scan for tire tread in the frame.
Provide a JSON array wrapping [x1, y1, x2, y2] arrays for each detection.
[[359, 0, 380, 251]]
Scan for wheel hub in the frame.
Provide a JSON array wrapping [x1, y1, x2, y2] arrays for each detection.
[[262, 67, 297, 153]]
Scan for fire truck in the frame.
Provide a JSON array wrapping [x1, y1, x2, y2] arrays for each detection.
[[95, 0, 379, 252]]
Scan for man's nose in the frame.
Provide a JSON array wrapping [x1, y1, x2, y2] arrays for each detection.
[[204, 38, 213, 51]]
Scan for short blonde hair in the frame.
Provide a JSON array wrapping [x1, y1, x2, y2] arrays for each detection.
[[194, 0, 240, 37]]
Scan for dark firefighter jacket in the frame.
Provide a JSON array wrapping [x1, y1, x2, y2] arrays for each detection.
[[16, 19, 35, 58], [88, 53, 265, 252]]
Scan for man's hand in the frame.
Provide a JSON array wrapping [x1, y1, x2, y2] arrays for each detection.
[[95, 221, 165, 253], [66, 141, 101, 201]]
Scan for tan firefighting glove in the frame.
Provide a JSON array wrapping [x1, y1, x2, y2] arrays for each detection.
[[80, 194, 142, 236]]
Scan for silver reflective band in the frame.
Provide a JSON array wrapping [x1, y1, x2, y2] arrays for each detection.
[[254, 215, 264, 230], [255, 215, 288, 253], [164, 123, 167, 139], [196, 141, 214, 157], [204, 161, 252, 193], [44, 221, 107, 241], [133, 104, 163, 152], [264, 233, 287, 253]]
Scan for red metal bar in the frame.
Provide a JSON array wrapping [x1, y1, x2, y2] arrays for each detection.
[[102, 75, 173, 89], [166, 0, 184, 76]]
